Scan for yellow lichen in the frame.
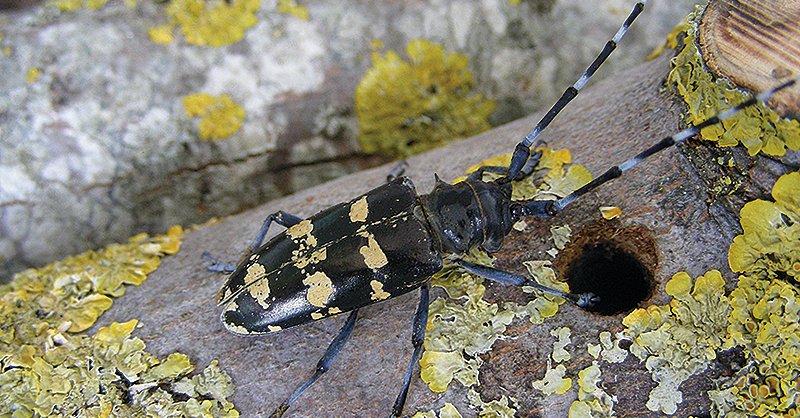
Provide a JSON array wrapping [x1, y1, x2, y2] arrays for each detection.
[[26, 67, 41, 84], [0, 320, 238, 417], [665, 5, 800, 156], [466, 388, 517, 418], [355, 38, 495, 158], [276, 0, 308, 20], [0, 227, 237, 416], [412, 402, 463, 418], [150, 0, 261, 47], [713, 170, 800, 417], [728, 171, 799, 279], [622, 270, 731, 414], [182, 93, 246, 141], [53, 0, 108, 12], [532, 362, 572, 395], [569, 362, 617, 418], [599, 206, 621, 220]]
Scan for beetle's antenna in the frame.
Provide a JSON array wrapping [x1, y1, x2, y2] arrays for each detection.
[[506, 0, 648, 181], [519, 76, 800, 218]]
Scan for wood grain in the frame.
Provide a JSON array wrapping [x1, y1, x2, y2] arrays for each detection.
[[699, 0, 800, 117]]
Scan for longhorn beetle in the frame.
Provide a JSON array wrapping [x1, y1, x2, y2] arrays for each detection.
[[205, 0, 799, 415]]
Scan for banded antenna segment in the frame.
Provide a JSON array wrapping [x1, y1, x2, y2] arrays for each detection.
[[507, 0, 649, 180]]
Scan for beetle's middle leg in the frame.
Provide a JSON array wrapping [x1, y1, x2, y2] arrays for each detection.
[[455, 259, 598, 308], [270, 309, 360, 418], [204, 210, 303, 273]]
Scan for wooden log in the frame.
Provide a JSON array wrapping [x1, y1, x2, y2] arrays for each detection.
[[95, 2, 799, 417], [699, 0, 800, 117]]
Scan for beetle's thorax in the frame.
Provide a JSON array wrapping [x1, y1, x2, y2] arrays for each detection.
[[416, 176, 514, 256]]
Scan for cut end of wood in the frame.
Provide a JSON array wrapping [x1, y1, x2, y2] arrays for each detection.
[[699, 0, 800, 118]]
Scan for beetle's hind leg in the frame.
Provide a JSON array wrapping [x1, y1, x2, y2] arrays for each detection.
[[455, 259, 599, 308], [204, 210, 303, 273], [387, 160, 409, 182], [271, 309, 360, 418], [391, 282, 430, 417]]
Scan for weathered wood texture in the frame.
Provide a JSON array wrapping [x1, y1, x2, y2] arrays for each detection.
[[95, 4, 799, 416], [699, 0, 800, 117]]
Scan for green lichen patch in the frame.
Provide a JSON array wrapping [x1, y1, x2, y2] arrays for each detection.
[[182, 93, 247, 141], [622, 270, 731, 414], [149, 0, 261, 47], [0, 320, 238, 417], [665, 5, 800, 156], [355, 39, 495, 158]]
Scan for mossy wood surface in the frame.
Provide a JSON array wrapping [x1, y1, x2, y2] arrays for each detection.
[[91, 43, 797, 416]]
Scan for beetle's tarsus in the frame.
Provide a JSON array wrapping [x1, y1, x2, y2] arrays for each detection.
[[571, 292, 600, 309], [387, 160, 409, 182], [202, 252, 237, 273]]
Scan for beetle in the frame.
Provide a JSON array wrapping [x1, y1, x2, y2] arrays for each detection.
[[205, 0, 799, 415]]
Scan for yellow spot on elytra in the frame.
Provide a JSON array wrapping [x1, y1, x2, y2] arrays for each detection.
[[311, 312, 324, 320], [249, 277, 270, 309], [287, 219, 313, 239], [244, 263, 267, 285], [267, 325, 282, 332], [302, 272, 334, 308], [360, 235, 388, 269], [224, 321, 250, 335], [349, 196, 369, 222], [295, 247, 327, 269], [328, 307, 341, 314], [370, 280, 391, 301]]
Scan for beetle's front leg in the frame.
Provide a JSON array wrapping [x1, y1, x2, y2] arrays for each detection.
[[455, 259, 598, 308], [204, 210, 303, 273]]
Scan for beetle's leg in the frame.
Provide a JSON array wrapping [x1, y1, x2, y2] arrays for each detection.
[[507, 0, 647, 180], [470, 150, 542, 182], [391, 282, 430, 418], [247, 211, 303, 253], [271, 309, 360, 418], [455, 259, 599, 308], [204, 210, 303, 273], [201, 252, 238, 273], [387, 160, 409, 182]]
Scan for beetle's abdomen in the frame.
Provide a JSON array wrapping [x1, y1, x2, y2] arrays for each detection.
[[217, 177, 443, 335]]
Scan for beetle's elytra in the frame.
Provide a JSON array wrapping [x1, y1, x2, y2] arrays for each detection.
[[206, 0, 800, 415]]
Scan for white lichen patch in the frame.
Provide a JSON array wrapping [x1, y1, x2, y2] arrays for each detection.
[[360, 234, 388, 269], [349, 196, 369, 223], [302, 271, 334, 308]]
